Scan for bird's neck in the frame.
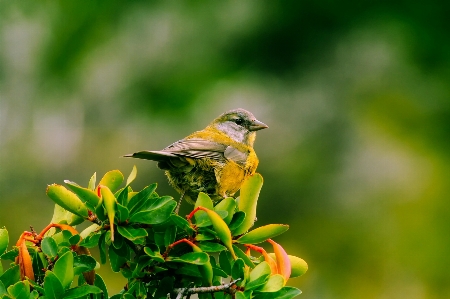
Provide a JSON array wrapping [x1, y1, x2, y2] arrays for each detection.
[[213, 122, 256, 147]]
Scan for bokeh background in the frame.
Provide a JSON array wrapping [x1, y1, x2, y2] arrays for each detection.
[[1, 1, 450, 298]]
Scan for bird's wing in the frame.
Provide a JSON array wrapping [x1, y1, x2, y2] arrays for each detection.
[[124, 138, 248, 165]]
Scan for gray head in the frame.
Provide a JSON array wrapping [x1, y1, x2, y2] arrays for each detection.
[[210, 108, 268, 146]]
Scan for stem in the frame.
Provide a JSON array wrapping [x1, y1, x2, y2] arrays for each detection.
[[175, 191, 185, 215], [174, 279, 240, 296]]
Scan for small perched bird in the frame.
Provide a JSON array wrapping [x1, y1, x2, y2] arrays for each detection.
[[124, 108, 268, 206]]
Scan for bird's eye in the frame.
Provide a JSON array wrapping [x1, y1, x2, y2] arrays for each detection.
[[234, 118, 244, 126]]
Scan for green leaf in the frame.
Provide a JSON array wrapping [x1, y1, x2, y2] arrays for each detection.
[[29, 290, 39, 299], [1, 249, 18, 261], [116, 203, 129, 222], [53, 251, 74, 288], [93, 274, 108, 299], [219, 251, 232, 275], [69, 234, 81, 246], [109, 246, 126, 272], [167, 252, 209, 265], [245, 272, 270, 291], [0, 228, 8, 257], [231, 258, 245, 280], [41, 237, 58, 258], [0, 281, 5, 295], [194, 192, 214, 225], [88, 172, 97, 191], [128, 184, 157, 214], [259, 274, 284, 293], [197, 242, 226, 252], [196, 210, 229, 228], [233, 173, 263, 235], [129, 197, 176, 224], [73, 255, 97, 276], [143, 247, 165, 263], [235, 291, 247, 299], [175, 264, 202, 278], [50, 204, 85, 227], [6, 281, 29, 299], [233, 244, 255, 268], [117, 226, 148, 241], [79, 233, 101, 248], [229, 211, 246, 234], [212, 267, 228, 278], [126, 165, 137, 186], [63, 285, 103, 299], [170, 214, 194, 233], [46, 184, 89, 218], [0, 265, 20, 288], [249, 261, 271, 282], [255, 287, 301, 299], [236, 224, 289, 244], [64, 181, 100, 207], [98, 170, 124, 192], [214, 197, 236, 224], [116, 186, 129, 206], [44, 271, 64, 299], [164, 226, 176, 247]]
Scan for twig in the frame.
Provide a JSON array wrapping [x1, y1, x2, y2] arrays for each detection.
[[175, 191, 185, 215], [174, 279, 240, 297]]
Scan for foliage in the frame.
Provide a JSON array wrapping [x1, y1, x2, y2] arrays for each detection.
[[0, 167, 307, 298]]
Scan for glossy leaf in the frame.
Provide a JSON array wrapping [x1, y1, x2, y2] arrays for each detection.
[[0, 228, 8, 257], [109, 247, 126, 272], [196, 210, 228, 228], [98, 170, 124, 192], [194, 192, 214, 225], [231, 258, 245, 280], [53, 251, 74, 288], [233, 244, 255, 268], [41, 237, 58, 258], [0, 281, 4, 295], [116, 203, 129, 222], [64, 285, 103, 298], [214, 197, 236, 224], [129, 196, 176, 224], [64, 181, 100, 207], [126, 165, 137, 186], [255, 286, 302, 299], [79, 224, 100, 239], [79, 232, 101, 248], [219, 251, 232, 275], [0, 265, 20, 288], [233, 173, 263, 235], [229, 211, 246, 234], [164, 226, 176, 247], [143, 247, 165, 263], [6, 281, 29, 299], [259, 274, 285, 293], [236, 224, 289, 244], [197, 242, 226, 252], [46, 184, 89, 218], [249, 261, 271, 282], [93, 274, 108, 299], [170, 214, 194, 233], [127, 184, 157, 214], [117, 226, 148, 241], [44, 271, 64, 299], [167, 252, 209, 265], [73, 255, 97, 276], [88, 172, 96, 191]]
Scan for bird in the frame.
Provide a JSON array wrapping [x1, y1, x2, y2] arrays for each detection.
[[124, 108, 268, 207]]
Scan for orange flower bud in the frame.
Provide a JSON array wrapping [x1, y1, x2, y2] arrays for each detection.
[[267, 239, 291, 283]]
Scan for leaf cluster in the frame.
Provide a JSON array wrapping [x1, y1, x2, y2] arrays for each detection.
[[0, 167, 307, 299]]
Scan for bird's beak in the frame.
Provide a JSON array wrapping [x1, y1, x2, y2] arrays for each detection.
[[248, 119, 269, 131]]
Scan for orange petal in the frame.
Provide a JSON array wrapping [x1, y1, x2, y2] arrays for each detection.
[[18, 240, 34, 281], [267, 239, 291, 283]]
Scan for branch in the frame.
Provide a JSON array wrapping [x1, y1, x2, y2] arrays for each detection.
[[174, 279, 240, 298]]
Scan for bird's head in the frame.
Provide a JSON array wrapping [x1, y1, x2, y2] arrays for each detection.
[[210, 108, 268, 146]]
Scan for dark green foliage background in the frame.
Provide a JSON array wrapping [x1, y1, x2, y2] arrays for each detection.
[[1, 1, 450, 298]]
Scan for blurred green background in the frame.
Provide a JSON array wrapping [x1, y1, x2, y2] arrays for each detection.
[[1, 1, 450, 298]]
